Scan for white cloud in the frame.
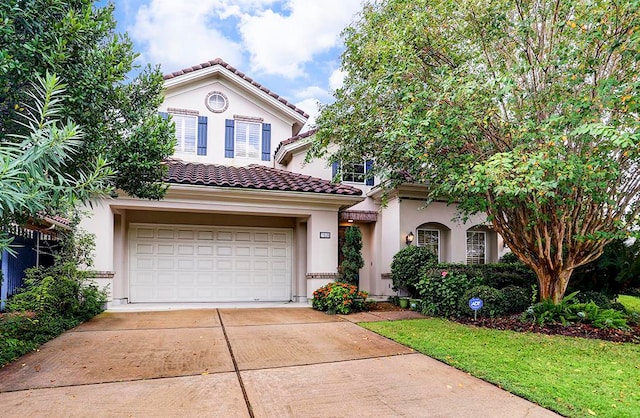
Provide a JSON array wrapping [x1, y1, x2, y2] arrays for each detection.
[[295, 98, 321, 127], [329, 68, 346, 91], [238, 0, 361, 78], [126, 0, 361, 105], [129, 0, 245, 72], [295, 85, 331, 102]]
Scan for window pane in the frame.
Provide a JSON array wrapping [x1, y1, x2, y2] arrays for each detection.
[[172, 114, 197, 154], [466, 231, 486, 265], [235, 121, 261, 158], [343, 162, 366, 183], [417, 229, 439, 261]]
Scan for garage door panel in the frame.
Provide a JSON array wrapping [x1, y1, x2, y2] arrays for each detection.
[[236, 232, 251, 241], [130, 224, 292, 302], [135, 244, 154, 255], [158, 229, 175, 239], [217, 231, 233, 241], [198, 231, 214, 240], [197, 245, 214, 256], [236, 246, 251, 256]]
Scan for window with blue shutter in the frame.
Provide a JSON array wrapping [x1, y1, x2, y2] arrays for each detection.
[[225, 119, 235, 158], [261, 123, 271, 161], [332, 162, 340, 181], [197, 116, 207, 155], [365, 160, 374, 186], [337, 160, 375, 185]]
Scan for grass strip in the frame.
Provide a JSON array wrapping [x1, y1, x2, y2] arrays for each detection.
[[362, 318, 639, 418], [619, 295, 640, 314]]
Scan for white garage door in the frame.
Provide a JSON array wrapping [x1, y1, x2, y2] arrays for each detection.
[[129, 224, 292, 302]]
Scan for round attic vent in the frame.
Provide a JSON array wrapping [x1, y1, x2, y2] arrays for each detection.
[[205, 91, 229, 113]]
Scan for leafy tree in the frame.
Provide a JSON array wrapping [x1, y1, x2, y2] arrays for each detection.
[[0, 72, 113, 252], [338, 226, 364, 286], [312, 0, 640, 303], [0, 0, 175, 199]]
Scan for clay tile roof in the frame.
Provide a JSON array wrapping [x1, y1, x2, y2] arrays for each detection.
[[273, 128, 318, 156], [164, 160, 362, 196], [163, 58, 309, 119]]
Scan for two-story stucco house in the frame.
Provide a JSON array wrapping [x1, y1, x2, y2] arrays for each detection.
[[82, 58, 505, 306]]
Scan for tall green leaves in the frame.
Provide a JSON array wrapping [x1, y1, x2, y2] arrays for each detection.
[[0, 0, 174, 199], [0, 72, 113, 252]]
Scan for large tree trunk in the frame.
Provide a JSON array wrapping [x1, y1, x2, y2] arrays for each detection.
[[528, 264, 573, 304], [487, 203, 609, 306]]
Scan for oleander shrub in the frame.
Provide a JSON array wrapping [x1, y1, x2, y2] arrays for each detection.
[[312, 282, 369, 315], [416, 270, 480, 317], [457, 285, 506, 318]]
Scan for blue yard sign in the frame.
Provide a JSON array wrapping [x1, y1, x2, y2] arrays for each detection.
[[469, 297, 483, 311], [469, 297, 483, 321]]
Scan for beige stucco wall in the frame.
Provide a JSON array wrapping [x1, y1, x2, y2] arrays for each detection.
[[80, 186, 360, 305], [162, 77, 300, 167]]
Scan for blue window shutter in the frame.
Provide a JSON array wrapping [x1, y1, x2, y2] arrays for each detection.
[[365, 160, 374, 186], [261, 123, 271, 161], [332, 162, 340, 181], [158, 111, 168, 120], [197, 116, 207, 155], [225, 119, 235, 158]]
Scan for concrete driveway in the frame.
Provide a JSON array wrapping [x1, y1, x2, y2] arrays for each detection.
[[0, 308, 559, 417]]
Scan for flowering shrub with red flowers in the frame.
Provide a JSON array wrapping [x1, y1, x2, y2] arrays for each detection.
[[312, 282, 369, 315]]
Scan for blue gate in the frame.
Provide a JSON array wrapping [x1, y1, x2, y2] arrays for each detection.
[[0, 227, 55, 311]]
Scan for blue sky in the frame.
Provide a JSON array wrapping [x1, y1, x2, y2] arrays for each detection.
[[105, 0, 364, 124]]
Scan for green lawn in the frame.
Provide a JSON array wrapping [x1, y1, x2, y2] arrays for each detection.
[[362, 318, 639, 418], [619, 295, 640, 314]]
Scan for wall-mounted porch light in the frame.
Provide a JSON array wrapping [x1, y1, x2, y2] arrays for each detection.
[[406, 231, 414, 246]]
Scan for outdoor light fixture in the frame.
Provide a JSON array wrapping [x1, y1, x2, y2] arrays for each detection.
[[406, 231, 414, 246]]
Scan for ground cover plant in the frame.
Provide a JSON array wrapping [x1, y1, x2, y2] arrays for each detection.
[[0, 229, 107, 367], [362, 318, 639, 418]]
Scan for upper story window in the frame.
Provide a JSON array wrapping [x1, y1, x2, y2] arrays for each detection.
[[343, 162, 366, 183], [332, 160, 374, 186], [417, 229, 440, 261], [466, 231, 486, 265], [224, 118, 272, 161], [159, 109, 208, 156], [173, 114, 197, 153], [235, 121, 261, 159]]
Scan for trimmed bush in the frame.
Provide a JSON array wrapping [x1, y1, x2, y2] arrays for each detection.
[[312, 282, 369, 315], [391, 246, 437, 297], [416, 270, 480, 317], [498, 252, 520, 263], [574, 291, 613, 309], [501, 285, 533, 314], [458, 285, 506, 318]]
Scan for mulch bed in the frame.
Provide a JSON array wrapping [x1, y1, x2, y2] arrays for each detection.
[[369, 302, 639, 343], [456, 316, 640, 343], [369, 301, 411, 312]]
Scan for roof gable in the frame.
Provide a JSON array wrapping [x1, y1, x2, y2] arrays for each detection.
[[163, 58, 308, 133]]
